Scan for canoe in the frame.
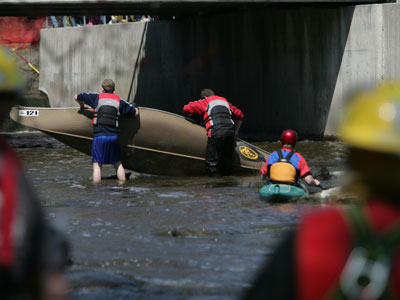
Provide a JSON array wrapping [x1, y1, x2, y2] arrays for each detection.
[[10, 106, 270, 176], [259, 183, 308, 202]]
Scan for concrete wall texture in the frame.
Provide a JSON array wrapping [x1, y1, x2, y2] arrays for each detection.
[[325, 3, 400, 136], [39, 3, 400, 141]]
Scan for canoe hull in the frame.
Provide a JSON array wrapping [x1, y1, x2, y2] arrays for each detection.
[[10, 106, 269, 176], [259, 183, 308, 202]]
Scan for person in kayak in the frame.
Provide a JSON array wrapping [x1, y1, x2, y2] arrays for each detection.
[[260, 129, 320, 187], [0, 46, 70, 299], [242, 83, 400, 300], [74, 79, 139, 183], [183, 88, 243, 176]]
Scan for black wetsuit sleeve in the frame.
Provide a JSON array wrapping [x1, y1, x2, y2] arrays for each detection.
[[240, 229, 296, 300]]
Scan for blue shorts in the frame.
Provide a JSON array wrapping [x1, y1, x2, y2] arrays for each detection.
[[91, 135, 121, 165]]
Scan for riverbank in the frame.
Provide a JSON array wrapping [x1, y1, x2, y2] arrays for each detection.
[[0, 131, 63, 148]]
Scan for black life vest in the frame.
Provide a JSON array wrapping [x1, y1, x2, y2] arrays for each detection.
[[327, 205, 400, 300], [205, 99, 234, 138], [92, 93, 121, 127]]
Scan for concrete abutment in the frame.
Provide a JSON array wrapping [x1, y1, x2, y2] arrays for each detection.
[[37, 3, 400, 141]]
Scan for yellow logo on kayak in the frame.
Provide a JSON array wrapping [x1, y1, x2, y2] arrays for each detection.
[[239, 145, 258, 160]]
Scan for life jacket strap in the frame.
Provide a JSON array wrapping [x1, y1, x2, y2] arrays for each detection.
[[336, 205, 400, 300], [277, 149, 296, 162]]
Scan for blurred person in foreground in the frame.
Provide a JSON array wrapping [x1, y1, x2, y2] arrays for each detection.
[[242, 83, 400, 300], [0, 46, 69, 299]]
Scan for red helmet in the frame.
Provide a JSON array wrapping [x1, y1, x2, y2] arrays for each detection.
[[281, 130, 298, 146]]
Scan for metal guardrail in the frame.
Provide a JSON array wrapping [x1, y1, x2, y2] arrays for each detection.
[[44, 16, 153, 28]]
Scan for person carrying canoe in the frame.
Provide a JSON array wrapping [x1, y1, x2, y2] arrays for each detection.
[[242, 83, 400, 300], [183, 88, 243, 177], [0, 46, 69, 299], [260, 129, 321, 187], [74, 79, 139, 183]]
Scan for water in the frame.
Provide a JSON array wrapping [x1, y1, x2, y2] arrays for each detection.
[[12, 134, 348, 300]]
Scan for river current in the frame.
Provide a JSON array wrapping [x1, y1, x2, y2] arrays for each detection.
[[9, 132, 347, 300]]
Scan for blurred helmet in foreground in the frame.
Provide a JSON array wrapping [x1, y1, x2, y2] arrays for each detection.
[[0, 46, 25, 94], [281, 129, 298, 146], [339, 82, 400, 196], [339, 83, 400, 155]]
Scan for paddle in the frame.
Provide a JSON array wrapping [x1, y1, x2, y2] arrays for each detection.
[[12, 48, 40, 74]]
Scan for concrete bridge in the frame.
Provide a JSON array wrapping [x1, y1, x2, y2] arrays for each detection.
[[2, 0, 400, 140], [0, 1, 391, 16]]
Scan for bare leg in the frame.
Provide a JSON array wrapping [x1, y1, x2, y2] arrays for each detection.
[[42, 271, 69, 300], [92, 162, 102, 183], [114, 161, 126, 183]]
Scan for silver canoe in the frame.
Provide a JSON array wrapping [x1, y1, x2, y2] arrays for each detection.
[[10, 106, 269, 176]]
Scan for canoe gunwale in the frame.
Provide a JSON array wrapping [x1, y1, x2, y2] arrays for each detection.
[[40, 129, 263, 165], [40, 128, 206, 161]]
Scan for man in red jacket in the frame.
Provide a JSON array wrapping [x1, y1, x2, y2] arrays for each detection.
[[242, 83, 400, 300], [183, 88, 243, 176]]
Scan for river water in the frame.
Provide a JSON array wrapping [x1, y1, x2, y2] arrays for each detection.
[[10, 133, 348, 300]]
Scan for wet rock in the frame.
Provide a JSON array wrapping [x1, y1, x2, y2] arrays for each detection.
[[301, 186, 357, 203], [166, 227, 224, 238], [315, 167, 344, 180], [66, 269, 139, 289]]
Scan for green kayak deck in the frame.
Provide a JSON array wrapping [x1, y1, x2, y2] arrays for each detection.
[[259, 183, 308, 202]]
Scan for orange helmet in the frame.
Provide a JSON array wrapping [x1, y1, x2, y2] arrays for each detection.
[[281, 129, 298, 146]]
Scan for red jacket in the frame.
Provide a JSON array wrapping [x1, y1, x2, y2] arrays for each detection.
[[297, 198, 400, 300], [241, 198, 400, 300], [183, 95, 243, 137], [0, 138, 69, 296]]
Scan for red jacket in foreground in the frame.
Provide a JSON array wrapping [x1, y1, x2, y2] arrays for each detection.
[[242, 197, 400, 300]]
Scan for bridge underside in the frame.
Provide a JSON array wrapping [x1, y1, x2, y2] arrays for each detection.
[[0, 0, 387, 16]]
